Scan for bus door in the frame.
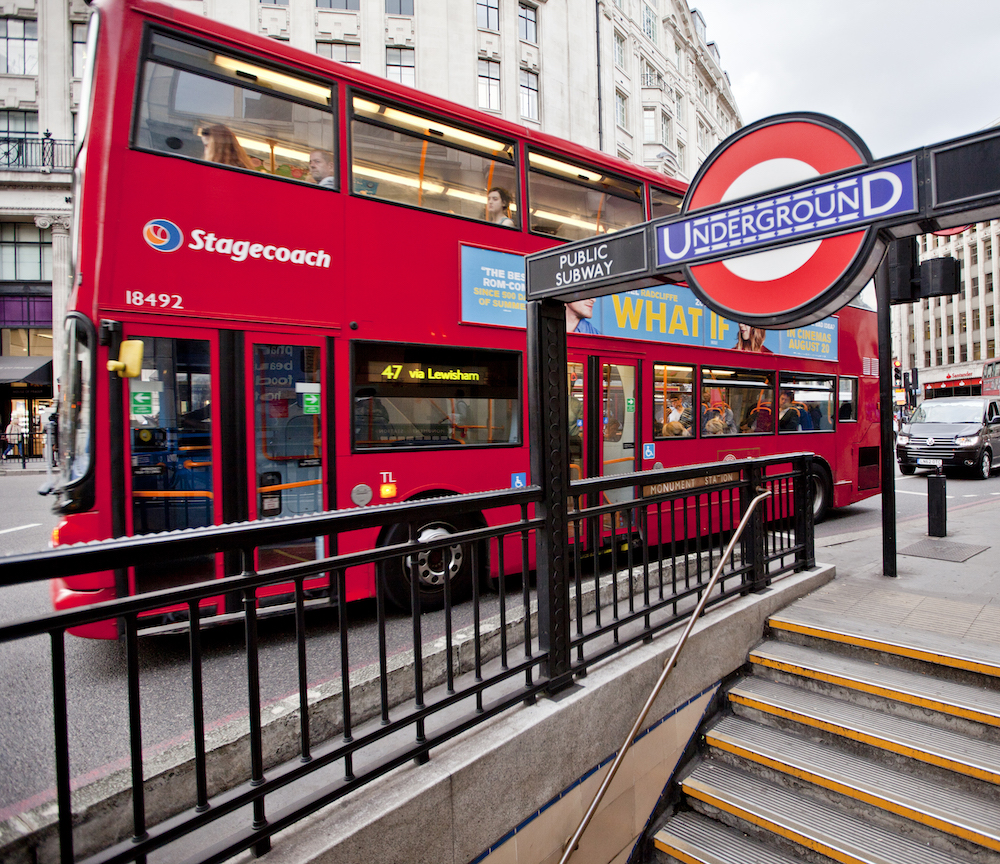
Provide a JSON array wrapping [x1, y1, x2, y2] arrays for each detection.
[[125, 329, 221, 602], [246, 337, 327, 601], [567, 355, 639, 538]]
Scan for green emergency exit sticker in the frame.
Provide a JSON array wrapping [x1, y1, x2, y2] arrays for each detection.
[[131, 391, 153, 416], [626, 397, 635, 413], [303, 393, 321, 414]]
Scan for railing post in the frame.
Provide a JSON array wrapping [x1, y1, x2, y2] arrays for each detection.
[[794, 454, 815, 569], [527, 298, 573, 690], [740, 461, 767, 592]]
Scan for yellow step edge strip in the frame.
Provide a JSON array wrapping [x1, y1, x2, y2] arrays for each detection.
[[729, 692, 1000, 785], [650, 835, 717, 864], [750, 654, 1000, 727], [683, 781, 866, 864], [768, 618, 1000, 679], [706, 732, 1000, 852]]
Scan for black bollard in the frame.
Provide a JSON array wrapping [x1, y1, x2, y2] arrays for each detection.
[[928, 469, 946, 537]]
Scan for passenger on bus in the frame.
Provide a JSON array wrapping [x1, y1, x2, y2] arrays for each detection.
[[667, 393, 692, 433], [734, 323, 772, 353], [779, 389, 801, 431], [486, 187, 515, 227], [566, 299, 599, 334], [200, 125, 255, 170], [701, 388, 737, 435], [309, 150, 337, 189]]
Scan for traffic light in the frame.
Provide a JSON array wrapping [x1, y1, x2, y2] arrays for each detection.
[[893, 360, 902, 385]]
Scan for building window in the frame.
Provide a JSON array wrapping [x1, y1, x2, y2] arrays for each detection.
[[316, 0, 359, 7], [0, 223, 52, 281], [660, 111, 671, 147], [975, 343, 982, 361], [989, 308, 996, 328], [985, 237, 992, 260], [0, 19, 38, 75], [923, 322, 930, 340], [947, 346, 955, 364], [971, 275, 979, 297], [935, 348, 942, 365], [72, 22, 88, 78], [960, 311, 967, 332], [971, 243, 978, 265], [677, 140, 685, 172], [477, 0, 499, 31], [675, 89, 683, 119], [973, 309, 981, 330], [0, 109, 37, 141], [990, 339, 996, 358], [961, 344, 968, 363], [317, 42, 360, 64], [614, 31, 626, 68], [643, 107, 656, 142], [386, 47, 415, 86], [934, 319, 941, 338], [385, 0, 414, 12], [697, 120, 708, 150], [477, 60, 501, 111], [519, 69, 538, 120], [696, 76, 708, 104], [924, 350, 931, 367], [987, 271, 994, 294], [518, 4, 537, 43], [642, 4, 657, 43], [615, 91, 628, 129]]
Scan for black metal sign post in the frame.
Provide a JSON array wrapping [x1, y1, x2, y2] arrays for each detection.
[[874, 250, 897, 577], [526, 117, 1000, 591]]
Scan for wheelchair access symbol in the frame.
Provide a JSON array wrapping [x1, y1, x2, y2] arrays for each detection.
[[643, 443, 655, 460], [511, 472, 527, 489]]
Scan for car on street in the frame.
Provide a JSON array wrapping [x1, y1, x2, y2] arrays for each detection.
[[896, 395, 1000, 479]]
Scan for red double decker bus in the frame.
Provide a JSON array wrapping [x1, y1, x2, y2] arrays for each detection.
[[51, 0, 880, 637]]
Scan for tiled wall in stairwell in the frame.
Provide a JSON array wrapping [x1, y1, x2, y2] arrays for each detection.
[[470, 685, 718, 864]]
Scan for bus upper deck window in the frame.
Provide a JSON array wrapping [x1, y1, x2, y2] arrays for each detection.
[[527, 151, 644, 241], [350, 95, 519, 227], [134, 32, 336, 188]]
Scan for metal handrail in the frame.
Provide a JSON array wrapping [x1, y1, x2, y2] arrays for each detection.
[[559, 487, 773, 864]]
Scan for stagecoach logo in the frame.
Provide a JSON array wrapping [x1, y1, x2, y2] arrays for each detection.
[[143, 218, 184, 253], [141, 217, 332, 269]]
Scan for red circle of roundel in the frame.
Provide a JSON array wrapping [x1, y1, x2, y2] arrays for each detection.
[[684, 118, 871, 319]]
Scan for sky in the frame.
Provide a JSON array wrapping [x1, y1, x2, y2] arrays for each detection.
[[688, 0, 1000, 160]]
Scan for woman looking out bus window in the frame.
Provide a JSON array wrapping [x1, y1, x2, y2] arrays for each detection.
[[487, 186, 515, 227], [200, 124, 255, 170]]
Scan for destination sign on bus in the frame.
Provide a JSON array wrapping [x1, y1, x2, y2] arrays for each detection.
[[368, 362, 488, 384]]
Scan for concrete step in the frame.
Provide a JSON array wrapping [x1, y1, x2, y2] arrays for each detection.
[[767, 609, 1000, 685], [706, 714, 1000, 854], [728, 676, 1000, 788], [682, 759, 972, 864], [652, 810, 813, 864], [749, 639, 1000, 733]]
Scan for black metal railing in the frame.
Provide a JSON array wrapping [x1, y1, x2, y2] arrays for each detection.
[[0, 135, 74, 171], [0, 454, 813, 864], [2, 431, 52, 466]]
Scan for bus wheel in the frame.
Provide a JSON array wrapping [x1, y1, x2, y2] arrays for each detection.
[[899, 464, 916, 475], [380, 518, 477, 612], [810, 465, 833, 523]]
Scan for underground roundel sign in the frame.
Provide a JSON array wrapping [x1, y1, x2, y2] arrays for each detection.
[[657, 113, 889, 328]]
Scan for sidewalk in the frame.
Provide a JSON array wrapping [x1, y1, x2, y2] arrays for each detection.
[[801, 493, 1000, 665]]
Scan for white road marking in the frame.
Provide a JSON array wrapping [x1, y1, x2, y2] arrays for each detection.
[[0, 523, 41, 535]]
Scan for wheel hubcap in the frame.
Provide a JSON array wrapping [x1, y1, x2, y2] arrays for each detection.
[[406, 525, 464, 588]]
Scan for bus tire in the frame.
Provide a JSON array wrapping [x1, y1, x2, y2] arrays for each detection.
[[899, 463, 916, 475], [810, 464, 833, 523], [379, 513, 481, 612]]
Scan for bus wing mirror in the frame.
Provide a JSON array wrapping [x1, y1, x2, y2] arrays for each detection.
[[107, 340, 144, 378]]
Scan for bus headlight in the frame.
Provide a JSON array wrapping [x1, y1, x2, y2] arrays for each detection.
[[955, 435, 979, 446]]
